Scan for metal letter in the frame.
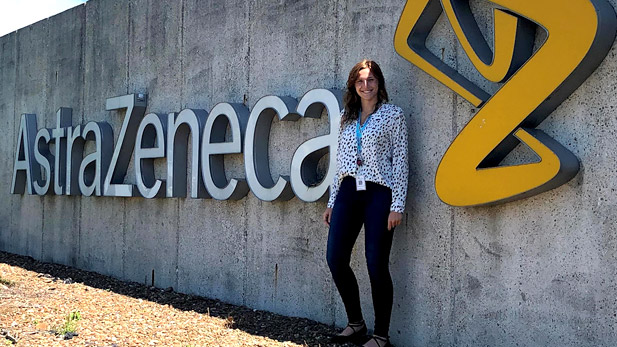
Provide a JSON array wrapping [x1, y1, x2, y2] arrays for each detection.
[[11, 114, 40, 195], [201, 103, 249, 200], [290, 89, 342, 202], [33, 128, 53, 195], [52, 108, 71, 195], [65, 125, 83, 196], [78, 122, 113, 196], [244, 96, 299, 201], [135, 113, 167, 198], [167, 109, 209, 198], [103, 93, 147, 197]]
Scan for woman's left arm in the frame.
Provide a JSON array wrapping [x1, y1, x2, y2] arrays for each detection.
[[389, 108, 409, 225]]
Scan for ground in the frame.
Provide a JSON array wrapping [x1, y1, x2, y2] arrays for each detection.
[[0, 251, 358, 347]]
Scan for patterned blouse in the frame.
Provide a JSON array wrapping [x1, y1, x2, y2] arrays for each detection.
[[327, 103, 409, 213]]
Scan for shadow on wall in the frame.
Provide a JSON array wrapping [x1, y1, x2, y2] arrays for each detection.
[[0, 251, 354, 347]]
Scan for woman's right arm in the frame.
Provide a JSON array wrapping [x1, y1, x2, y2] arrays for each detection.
[[323, 171, 340, 226], [324, 116, 345, 226], [322, 207, 333, 226]]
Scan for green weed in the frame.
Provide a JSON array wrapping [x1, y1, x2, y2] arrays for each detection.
[[55, 311, 82, 336], [0, 276, 15, 287]]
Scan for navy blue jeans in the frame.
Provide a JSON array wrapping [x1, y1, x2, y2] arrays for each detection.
[[327, 177, 394, 337]]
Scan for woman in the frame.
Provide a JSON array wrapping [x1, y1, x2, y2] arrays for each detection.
[[322, 60, 408, 347]]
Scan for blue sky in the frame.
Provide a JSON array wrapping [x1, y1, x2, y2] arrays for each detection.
[[0, 0, 87, 37]]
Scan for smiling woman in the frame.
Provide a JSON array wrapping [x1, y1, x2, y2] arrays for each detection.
[[322, 60, 409, 347], [0, 0, 87, 37]]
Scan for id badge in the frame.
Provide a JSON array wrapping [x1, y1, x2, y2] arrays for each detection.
[[355, 175, 367, 191]]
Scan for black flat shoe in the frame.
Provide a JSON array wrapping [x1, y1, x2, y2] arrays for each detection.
[[329, 320, 367, 343], [362, 335, 391, 347]]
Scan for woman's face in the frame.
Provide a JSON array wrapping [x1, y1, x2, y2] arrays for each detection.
[[354, 68, 378, 104]]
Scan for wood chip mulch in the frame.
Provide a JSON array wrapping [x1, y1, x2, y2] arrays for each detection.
[[0, 251, 357, 347]]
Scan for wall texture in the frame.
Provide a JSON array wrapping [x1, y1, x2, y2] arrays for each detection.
[[2, 0, 617, 346]]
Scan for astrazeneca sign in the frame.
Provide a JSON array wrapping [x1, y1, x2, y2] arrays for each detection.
[[11, 0, 617, 207], [11, 89, 341, 203]]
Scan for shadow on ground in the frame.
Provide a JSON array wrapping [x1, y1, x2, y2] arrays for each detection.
[[0, 251, 362, 347]]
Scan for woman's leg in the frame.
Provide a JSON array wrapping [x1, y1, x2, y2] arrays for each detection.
[[363, 183, 394, 338], [327, 178, 365, 323]]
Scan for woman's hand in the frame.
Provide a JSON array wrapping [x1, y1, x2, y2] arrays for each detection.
[[388, 212, 403, 230], [322, 208, 333, 226]]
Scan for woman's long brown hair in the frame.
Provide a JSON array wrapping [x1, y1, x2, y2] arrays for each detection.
[[341, 59, 389, 125]]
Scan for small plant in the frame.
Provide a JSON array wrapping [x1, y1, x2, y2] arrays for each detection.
[[223, 315, 235, 329], [0, 276, 15, 287], [1, 331, 17, 345], [68, 311, 81, 321], [54, 311, 82, 339]]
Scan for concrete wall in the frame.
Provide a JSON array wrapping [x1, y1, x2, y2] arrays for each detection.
[[2, 0, 617, 346]]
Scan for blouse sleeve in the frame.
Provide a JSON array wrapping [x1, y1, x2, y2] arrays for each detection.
[[327, 173, 340, 208], [390, 108, 409, 213], [327, 120, 344, 208]]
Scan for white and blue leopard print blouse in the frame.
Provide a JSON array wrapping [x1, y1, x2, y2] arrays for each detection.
[[327, 103, 409, 213]]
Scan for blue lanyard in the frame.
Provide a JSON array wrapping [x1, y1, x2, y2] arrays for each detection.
[[356, 112, 371, 161]]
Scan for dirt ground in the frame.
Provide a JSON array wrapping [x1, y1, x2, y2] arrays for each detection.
[[0, 251, 359, 347]]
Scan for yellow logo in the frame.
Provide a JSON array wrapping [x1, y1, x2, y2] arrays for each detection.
[[395, 0, 617, 206]]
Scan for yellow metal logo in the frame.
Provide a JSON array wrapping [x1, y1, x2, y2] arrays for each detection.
[[395, 0, 617, 206]]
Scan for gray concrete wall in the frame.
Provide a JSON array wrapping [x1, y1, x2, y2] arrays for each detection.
[[2, 0, 617, 346]]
